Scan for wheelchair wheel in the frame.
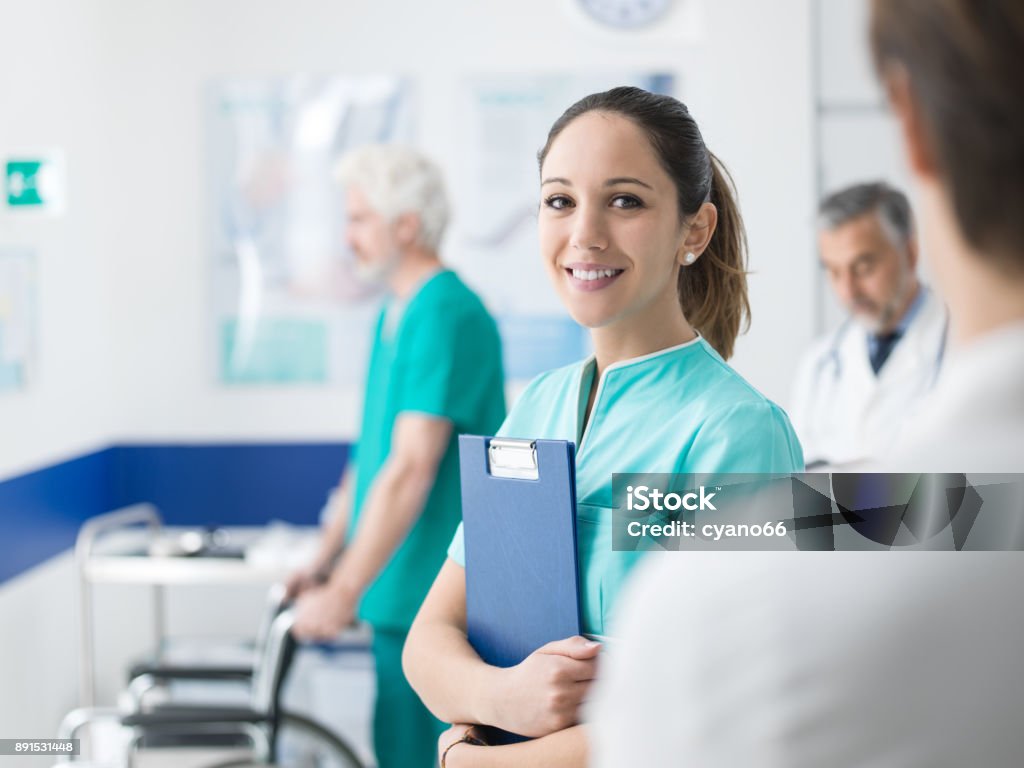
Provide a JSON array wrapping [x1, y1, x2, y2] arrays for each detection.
[[274, 711, 366, 768], [201, 710, 366, 768]]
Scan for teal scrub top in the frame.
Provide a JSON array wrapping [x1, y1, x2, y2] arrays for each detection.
[[351, 269, 506, 631], [448, 336, 804, 636]]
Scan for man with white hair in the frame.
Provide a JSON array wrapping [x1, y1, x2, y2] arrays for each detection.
[[789, 181, 947, 468], [289, 144, 506, 768]]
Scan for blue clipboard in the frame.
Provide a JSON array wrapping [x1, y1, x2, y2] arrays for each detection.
[[459, 435, 582, 743]]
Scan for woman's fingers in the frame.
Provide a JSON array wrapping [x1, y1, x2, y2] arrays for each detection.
[[537, 634, 602, 660]]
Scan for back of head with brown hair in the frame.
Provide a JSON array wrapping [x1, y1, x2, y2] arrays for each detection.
[[870, 0, 1024, 275]]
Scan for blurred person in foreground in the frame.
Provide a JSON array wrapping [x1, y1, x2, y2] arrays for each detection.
[[590, 2, 1024, 766], [288, 144, 506, 768]]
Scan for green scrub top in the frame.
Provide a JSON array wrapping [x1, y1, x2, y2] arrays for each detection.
[[448, 336, 804, 636], [351, 269, 506, 631]]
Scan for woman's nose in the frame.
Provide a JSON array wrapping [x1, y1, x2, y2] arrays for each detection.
[[570, 206, 608, 252]]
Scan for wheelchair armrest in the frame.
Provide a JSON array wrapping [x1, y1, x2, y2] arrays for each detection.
[[127, 662, 254, 684], [121, 705, 268, 728]]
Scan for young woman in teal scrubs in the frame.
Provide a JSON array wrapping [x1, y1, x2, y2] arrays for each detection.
[[403, 86, 804, 766]]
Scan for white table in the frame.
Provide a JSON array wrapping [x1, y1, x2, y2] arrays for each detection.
[[76, 505, 318, 706]]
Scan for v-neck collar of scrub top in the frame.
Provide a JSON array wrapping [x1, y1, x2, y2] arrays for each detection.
[[574, 334, 705, 451], [381, 267, 446, 340]]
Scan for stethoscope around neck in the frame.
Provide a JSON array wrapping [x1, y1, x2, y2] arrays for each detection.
[[815, 313, 949, 389]]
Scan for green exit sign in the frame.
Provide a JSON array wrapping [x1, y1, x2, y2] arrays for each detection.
[[4, 154, 65, 213], [6, 161, 44, 206]]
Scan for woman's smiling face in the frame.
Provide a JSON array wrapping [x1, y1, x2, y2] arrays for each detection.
[[539, 111, 689, 331]]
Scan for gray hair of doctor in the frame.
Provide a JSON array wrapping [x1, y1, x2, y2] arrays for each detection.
[[334, 144, 450, 252], [817, 181, 914, 252]]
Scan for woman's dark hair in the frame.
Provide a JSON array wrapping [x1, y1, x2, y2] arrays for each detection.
[[537, 86, 750, 360], [870, 0, 1024, 275]]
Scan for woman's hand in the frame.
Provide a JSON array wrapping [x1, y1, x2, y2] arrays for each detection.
[[492, 635, 601, 737]]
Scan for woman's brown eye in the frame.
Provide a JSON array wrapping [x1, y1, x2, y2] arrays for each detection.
[[544, 195, 573, 210], [612, 195, 643, 209]]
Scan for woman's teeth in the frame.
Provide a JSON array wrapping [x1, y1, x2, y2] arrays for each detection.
[[572, 268, 621, 281]]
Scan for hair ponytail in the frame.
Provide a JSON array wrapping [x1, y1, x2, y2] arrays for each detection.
[[677, 152, 750, 360], [539, 87, 751, 360]]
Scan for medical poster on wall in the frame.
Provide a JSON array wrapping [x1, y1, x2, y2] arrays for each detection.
[[451, 73, 676, 380], [208, 75, 413, 386], [0, 248, 35, 392]]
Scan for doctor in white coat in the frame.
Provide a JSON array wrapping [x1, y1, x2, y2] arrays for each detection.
[[789, 182, 946, 468]]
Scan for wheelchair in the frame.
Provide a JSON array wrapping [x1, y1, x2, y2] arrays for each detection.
[[59, 601, 367, 768]]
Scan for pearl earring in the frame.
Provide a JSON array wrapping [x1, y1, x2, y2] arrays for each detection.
[[683, 251, 696, 265]]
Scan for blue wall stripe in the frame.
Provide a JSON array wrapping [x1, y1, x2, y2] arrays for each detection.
[[0, 443, 350, 584], [111, 443, 349, 527], [0, 449, 119, 583]]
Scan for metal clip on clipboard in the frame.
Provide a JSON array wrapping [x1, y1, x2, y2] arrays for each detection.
[[487, 438, 539, 480]]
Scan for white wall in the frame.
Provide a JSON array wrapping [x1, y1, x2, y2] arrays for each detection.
[[0, 0, 117, 478], [0, 554, 79, 748], [685, 1, 815, 396]]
